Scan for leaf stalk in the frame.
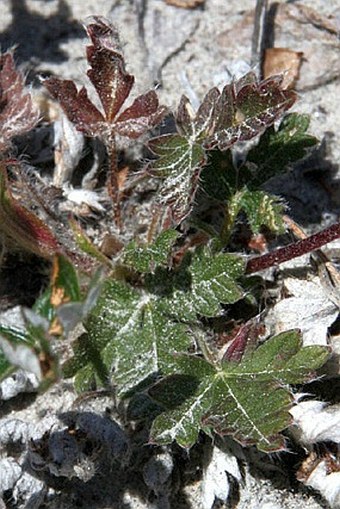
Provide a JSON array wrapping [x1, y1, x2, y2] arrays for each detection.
[[245, 222, 340, 274]]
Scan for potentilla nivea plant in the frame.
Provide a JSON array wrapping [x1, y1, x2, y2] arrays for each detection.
[[0, 17, 337, 457]]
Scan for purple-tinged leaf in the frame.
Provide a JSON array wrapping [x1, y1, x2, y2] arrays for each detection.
[[193, 87, 220, 137], [85, 17, 134, 122], [206, 73, 296, 150], [44, 18, 167, 225], [176, 87, 220, 139], [0, 51, 39, 152], [85, 16, 121, 53], [44, 18, 166, 139], [43, 78, 104, 135], [86, 47, 134, 123], [222, 319, 263, 363], [176, 96, 193, 136], [0, 165, 60, 258], [115, 90, 168, 139], [222, 321, 252, 363]]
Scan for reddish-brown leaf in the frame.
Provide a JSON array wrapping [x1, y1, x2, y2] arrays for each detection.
[[0, 165, 59, 257], [43, 18, 167, 225], [44, 18, 166, 140], [222, 319, 264, 363], [86, 17, 134, 122], [0, 51, 39, 152], [205, 73, 296, 150], [43, 77, 104, 135], [115, 90, 168, 139], [176, 87, 220, 139], [86, 49, 134, 123]]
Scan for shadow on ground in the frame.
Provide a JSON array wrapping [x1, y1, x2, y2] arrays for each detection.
[[0, 0, 83, 67]]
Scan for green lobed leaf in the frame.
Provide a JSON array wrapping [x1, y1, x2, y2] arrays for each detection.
[[78, 279, 190, 394], [123, 229, 179, 273], [161, 249, 245, 320], [148, 88, 220, 225], [232, 189, 286, 234], [149, 133, 206, 225], [150, 330, 330, 451], [65, 280, 140, 388], [179, 114, 315, 217], [243, 113, 318, 188], [103, 302, 189, 395], [72, 248, 245, 393]]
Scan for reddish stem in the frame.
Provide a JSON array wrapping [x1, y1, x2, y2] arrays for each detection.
[[245, 222, 340, 274]]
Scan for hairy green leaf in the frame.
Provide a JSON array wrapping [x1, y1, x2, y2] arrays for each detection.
[[244, 113, 318, 188], [123, 229, 179, 272], [102, 301, 189, 394], [200, 114, 317, 206], [149, 133, 206, 224], [231, 189, 286, 234], [150, 330, 329, 451], [149, 74, 295, 226], [148, 88, 225, 225], [161, 249, 245, 320], [81, 279, 190, 394], [70, 247, 245, 393]]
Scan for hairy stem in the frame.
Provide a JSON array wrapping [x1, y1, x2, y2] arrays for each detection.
[[105, 136, 121, 228], [245, 222, 340, 274]]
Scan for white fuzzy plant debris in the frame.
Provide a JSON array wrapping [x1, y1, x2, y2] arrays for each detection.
[[201, 445, 242, 509], [11, 472, 46, 509], [53, 112, 84, 187], [290, 399, 340, 508], [290, 399, 340, 445], [0, 454, 46, 508], [61, 186, 106, 215], [0, 408, 129, 507], [24, 409, 128, 482], [0, 418, 31, 447], [301, 460, 340, 509], [270, 276, 338, 346]]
